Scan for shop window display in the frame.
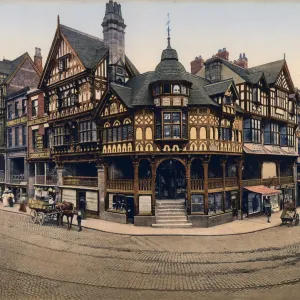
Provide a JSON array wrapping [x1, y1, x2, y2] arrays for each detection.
[[191, 194, 204, 213], [208, 193, 223, 214]]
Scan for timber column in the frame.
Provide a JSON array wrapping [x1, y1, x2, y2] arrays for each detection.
[[237, 158, 243, 220], [203, 155, 210, 214], [221, 158, 227, 211], [151, 157, 156, 215], [186, 157, 191, 214], [97, 164, 105, 219], [56, 163, 64, 203], [133, 159, 139, 215]]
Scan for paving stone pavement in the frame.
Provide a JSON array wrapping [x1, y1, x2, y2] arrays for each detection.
[[1, 210, 300, 300]]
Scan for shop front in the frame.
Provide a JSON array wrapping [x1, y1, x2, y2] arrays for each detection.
[[243, 185, 281, 217]]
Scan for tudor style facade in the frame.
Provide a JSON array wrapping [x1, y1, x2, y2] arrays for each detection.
[[0, 48, 42, 195], [38, 2, 139, 216], [197, 49, 298, 216]]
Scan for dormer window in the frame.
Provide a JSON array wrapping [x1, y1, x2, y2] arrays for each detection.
[[154, 85, 160, 96], [181, 85, 187, 95], [163, 84, 170, 94]]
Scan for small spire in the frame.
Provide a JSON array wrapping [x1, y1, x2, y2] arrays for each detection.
[[284, 53, 286, 60], [57, 15, 60, 27], [166, 13, 171, 48]]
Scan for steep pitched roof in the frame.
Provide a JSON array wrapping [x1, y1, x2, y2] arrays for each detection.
[[248, 60, 285, 84], [204, 79, 234, 96], [110, 82, 132, 108], [125, 55, 140, 77], [0, 53, 28, 84], [60, 25, 108, 69]]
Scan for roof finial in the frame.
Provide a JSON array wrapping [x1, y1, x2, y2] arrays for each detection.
[[57, 15, 60, 27], [166, 13, 171, 48], [284, 53, 286, 60]]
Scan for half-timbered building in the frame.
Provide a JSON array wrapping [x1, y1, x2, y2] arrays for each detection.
[[39, 1, 139, 216], [197, 49, 298, 217]]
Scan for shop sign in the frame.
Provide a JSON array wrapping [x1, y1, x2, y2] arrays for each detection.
[[62, 189, 76, 207], [139, 195, 152, 213], [28, 116, 49, 126], [30, 152, 50, 159], [7, 116, 27, 127], [36, 134, 44, 151], [86, 191, 98, 211]]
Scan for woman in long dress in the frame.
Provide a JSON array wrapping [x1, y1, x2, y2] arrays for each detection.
[[2, 190, 8, 207]]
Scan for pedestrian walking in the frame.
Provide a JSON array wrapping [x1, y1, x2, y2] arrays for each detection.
[[77, 211, 82, 232], [265, 196, 272, 223]]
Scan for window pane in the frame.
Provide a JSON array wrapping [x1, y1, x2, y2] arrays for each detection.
[[215, 193, 223, 212], [164, 125, 171, 138], [208, 194, 215, 214], [163, 113, 171, 123], [122, 126, 128, 140], [173, 125, 180, 138], [172, 113, 180, 123]]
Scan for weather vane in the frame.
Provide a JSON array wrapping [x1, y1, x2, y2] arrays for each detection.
[[166, 13, 171, 47]]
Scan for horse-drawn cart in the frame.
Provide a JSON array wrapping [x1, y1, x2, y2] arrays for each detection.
[[29, 199, 58, 225], [29, 199, 77, 228], [280, 204, 299, 226]]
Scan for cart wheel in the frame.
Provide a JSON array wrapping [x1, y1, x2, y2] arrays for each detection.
[[37, 212, 45, 226], [30, 210, 37, 224], [295, 214, 299, 226]]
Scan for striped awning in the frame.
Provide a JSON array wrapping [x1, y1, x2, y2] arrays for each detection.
[[244, 185, 280, 195]]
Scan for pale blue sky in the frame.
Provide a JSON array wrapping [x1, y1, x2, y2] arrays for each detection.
[[1, 1, 300, 86]]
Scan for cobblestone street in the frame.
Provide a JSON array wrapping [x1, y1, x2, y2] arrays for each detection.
[[1, 210, 300, 300]]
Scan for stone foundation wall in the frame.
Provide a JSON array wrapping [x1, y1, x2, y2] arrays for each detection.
[[102, 211, 127, 224], [188, 212, 233, 228], [134, 215, 155, 227]]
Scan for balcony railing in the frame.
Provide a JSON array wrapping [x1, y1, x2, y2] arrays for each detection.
[[139, 179, 152, 191], [208, 178, 223, 189], [243, 176, 294, 187], [63, 176, 98, 187], [11, 174, 25, 184], [225, 177, 238, 187], [191, 179, 204, 191], [0, 175, 5, 182], [107, 179, 133, 191], [35, 175, 58, 185]]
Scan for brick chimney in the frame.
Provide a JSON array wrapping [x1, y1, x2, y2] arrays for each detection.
[[190, 55, 204, 75], [215, 48, 229, 61], [234, 53, 248, 69], [34, 47, 43, 74]]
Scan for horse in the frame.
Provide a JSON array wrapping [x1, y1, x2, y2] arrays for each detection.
[[55, 202, 76, 230]]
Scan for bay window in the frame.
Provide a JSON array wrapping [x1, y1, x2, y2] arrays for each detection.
[[280, 126, 294, 147], [220, 128, 231, 141], [79, 121, 97, 142]]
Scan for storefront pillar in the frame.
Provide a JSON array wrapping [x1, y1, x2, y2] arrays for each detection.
[[97, 164, 105, 219], [237, 158, 243, 220], [203, 156, 209, 214], [221, 158, 226, 211], [56, 165, 64, 202], [34, 163, 37, 184], [44, 163, 47, 185], [151, 158, 156, 215], [276, 161, 281, 185], [186, 158, 191, 214], [133, 159, 139, 215]]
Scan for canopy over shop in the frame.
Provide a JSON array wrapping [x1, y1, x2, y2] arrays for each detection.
[[243, 185, 281, 216]]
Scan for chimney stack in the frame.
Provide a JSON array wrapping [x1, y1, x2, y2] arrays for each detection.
[[190, 55, 204, 75], [34, 47, 43, 74], [234, 53, 248, 68], [215, 48, 229, 61]]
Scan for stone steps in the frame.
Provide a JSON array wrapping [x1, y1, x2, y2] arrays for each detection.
[[153, 199, 192, 228]]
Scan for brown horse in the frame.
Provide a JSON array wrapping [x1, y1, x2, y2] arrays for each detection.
[[56, 202, 76, 230]]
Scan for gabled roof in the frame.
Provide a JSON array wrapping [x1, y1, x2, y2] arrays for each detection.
[[110, 82, 132, 108], [248, 60, 285, 85], [125, 55, 140, 77], [5, 86, 30, 100], [60, 24, 108, 69], [204, 79, 235, 96], [0, 53, 28, 84]]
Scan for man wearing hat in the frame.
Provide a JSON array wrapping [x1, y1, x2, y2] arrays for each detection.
[[7, 190, 14, 207]]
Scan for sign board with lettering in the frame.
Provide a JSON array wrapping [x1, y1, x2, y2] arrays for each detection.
[[86, 191, 98, 211], [139, 195, 152, 213], [36, 134, 44, 151], [62, 189, 76, 207]]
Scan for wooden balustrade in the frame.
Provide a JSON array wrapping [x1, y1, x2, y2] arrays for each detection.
[[191, 179, 203, 191], [35, 175, 45, 184], [46, 176, 58, 185], [139, 179, 152, 191], [107, 179, 134, 191], [243, 176, 294, 187], [208, 178, 223, 189], [63, 176, 98, 187], [11, 174, 25, 184], [225, 177, 238, 187]]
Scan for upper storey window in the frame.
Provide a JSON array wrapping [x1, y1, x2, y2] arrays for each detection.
[[58, 56, 68, 72], [156, 111, 187, 140], [153, 84, 189, 96], [275, 90, 287, 109]]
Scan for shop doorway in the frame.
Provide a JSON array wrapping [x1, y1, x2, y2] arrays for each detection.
[[156, 159, 186, 200]]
